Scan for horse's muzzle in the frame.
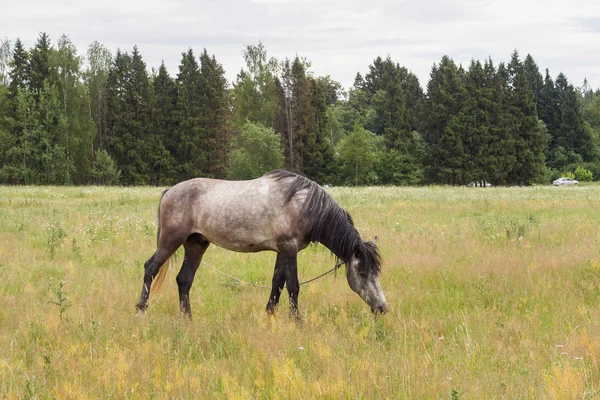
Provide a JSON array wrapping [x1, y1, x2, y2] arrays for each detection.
[[371, 303, 388, 314]]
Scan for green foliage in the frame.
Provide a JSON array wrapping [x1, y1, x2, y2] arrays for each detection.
[[198, 49, 232, 178], [91, 149, 120, 185], [150, 62, 177, 184], [45, 210, 66, 259], [174, 49, 232, 180], [0, 37, 11, 86], [0, 36, 598, 188], [563, 171, 576, 179], [543, 72, 598, 171], [421, 53, 549, 186], [50, 34, 95, 184], [8, 38, 29, 100], [336, 125, 378, 185], [506, 51, 548, 185], [47, 279, 71, 321], [274, 56, 337, 183], [226, 122, 284, 180], [232, 42, 279, 128], [450, 388, 462, 400], [574, 166, 593, 182], [423, 56, 468, 184], [85, 41, 112, 152], [375, 131, 426, 185]]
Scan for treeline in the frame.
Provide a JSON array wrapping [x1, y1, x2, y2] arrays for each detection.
[[0, 33, 599, 186]]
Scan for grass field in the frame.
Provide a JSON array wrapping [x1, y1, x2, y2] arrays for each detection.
[[1, 184, 600, 399]]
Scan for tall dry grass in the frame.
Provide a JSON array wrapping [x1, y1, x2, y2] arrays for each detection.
[[1, 184, 600, 398]]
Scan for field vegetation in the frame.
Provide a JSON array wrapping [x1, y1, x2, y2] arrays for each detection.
[[1, 184, 600, 398]]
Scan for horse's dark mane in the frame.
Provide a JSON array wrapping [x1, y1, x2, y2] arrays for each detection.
[[266, 170, 381, 274]]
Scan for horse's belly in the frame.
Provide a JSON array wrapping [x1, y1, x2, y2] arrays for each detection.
[[207, 234, 277, 253], [197, 218, 279, 252]]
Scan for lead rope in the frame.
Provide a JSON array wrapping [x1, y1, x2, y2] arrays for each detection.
[[201, 259, 345, 289]]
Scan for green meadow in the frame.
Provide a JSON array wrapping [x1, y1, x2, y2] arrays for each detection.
[[1, 184, 600, 399]]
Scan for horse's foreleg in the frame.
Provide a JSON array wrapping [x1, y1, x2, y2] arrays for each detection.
[[177, 235, 210, 318], [284, 254, 300, 317], [269, 248, 300, 317], [266, 252, 287, 314]]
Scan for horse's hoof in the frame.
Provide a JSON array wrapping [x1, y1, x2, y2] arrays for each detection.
[[266, 305, 278, 316], [135, 304, 147, 313]]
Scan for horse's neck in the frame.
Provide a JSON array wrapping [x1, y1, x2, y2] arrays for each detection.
[[316, 222, 359, 263]]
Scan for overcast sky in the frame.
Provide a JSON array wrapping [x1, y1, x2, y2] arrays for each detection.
[[2, 0, 600, 92]]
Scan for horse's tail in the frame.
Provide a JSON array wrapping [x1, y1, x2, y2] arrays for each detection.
[[150, 189, 171, 296], [150, 257, 172, 295]]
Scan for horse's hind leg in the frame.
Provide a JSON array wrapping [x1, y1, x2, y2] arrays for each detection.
[[177, 234, 210, 317], [136, 238, 183, 312]]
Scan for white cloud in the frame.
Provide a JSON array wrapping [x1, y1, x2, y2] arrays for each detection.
[[1, 0, 599, 89]]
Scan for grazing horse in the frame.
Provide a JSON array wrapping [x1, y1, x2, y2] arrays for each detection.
[[136, 170, 387, 317]]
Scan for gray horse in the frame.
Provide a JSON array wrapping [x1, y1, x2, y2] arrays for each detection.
[[136, 170, 387, 317]]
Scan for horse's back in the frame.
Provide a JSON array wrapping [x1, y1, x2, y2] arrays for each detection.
[[159, 175, 306, 252]]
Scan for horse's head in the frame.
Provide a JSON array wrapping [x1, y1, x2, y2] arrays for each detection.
[[346, 237, 387, 313]]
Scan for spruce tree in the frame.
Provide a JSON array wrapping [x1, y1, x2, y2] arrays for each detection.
[[423, 56, 467, 183], [506, 51, 547, 185], [151, 62, 177, 184], [537, 69, 559, 146], [403, 72, 425, 133], [8, 39, 29, 101], [303, 76, 336, 184], [556, 74, 598, 166], [198, 49, 232, 178], [29, 32, 52, 101], [523, 54, 543, 104], [106, 49, 138, 184], [175, 49, 205, 180]]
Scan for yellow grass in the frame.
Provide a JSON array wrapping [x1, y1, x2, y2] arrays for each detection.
[[1, 184, 600, 398]]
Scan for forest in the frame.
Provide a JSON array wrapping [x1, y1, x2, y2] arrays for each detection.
[[0, 32, 599, 186]]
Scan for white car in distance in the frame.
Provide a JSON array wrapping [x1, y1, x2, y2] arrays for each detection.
[[552, 177, 579, 186]]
